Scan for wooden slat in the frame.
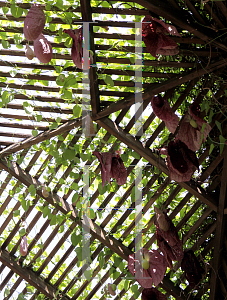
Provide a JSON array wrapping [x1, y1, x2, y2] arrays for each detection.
[[0, 159, 132, 260], [97, 117, 218, 211], [94, 57, 227, 119], [134, 0, 227, 51], [0, 249, 70, 300]]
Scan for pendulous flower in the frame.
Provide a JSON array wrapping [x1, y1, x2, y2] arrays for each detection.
[[93, 151, 127, 187], [155, 208, 184, 269], [163, 139, 199, 182], [177, 103, 212, 151], [151, 95, 179, 133], [142, 15, 181, 58], [128, 248, 167, 288]]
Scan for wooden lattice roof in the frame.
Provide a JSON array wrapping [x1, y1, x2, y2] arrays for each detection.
[[0, 0, 227, 299]]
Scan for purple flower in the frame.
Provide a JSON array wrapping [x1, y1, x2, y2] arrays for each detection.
[[64, 28, 93, 69], [151, 95, 179, 133], [155, 208, 184, 269], [142, 15, 181, 58], [181, 250, 204, 288], [128, 248, 167, 288], [177, 103, 212, 151], [163, 140, 199, 182], [93, 151, 127, 187]]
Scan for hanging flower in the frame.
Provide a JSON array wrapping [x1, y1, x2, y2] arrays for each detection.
[[33, 34, 52, 64], [64, 28, 93, 70], [142, 288, 167, 300], [161, 139, 199, 182], [177, 103, 212, 151], [142, 15, 181, 58], [155, 208, 184, 269], [151, 95, 179, 133], [181, 250, 204, 288], [23, 4, 46, 41], [93, 151, 127, 187], [128, 248, 167, 288]]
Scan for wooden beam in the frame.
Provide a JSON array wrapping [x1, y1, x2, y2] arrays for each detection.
[[0, 159, 131, 260], [97, 117, 217, 212], [0, 248, 69, 300], [94, 57, 227, 119], [209, 150, 227, 299], [133, 0, 227, 52], [0, 118, 82, 159]]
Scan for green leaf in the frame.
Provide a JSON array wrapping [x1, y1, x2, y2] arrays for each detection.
[[32, 130, 38, 137], [28, 184, 36, 196], [219, 135, 226, 155], [98, 253, 105, 268], [21, 199, 30, 212], [131, 151, 140, 159], [104, 75, 114, 87], [71, 233, 81, 246], [63, 149, 75, 160], [61, 89, 72, 100], [17, 292, 26, 300], [36, 115, 42, 122], [10, 4, 23, 18], [50, 215, 57, 226], [2, 7, 9, 14], [124, 280, 130, 291], [118, 261, 125, 272], [112, 271, 120, 280], [4, 288, 10, 297], [98, 183, 107, 195], [19, 228, 26, 237], [131, 285, 138, 293], [64, 75, 77, 88], [72, 193, 79, 203], [121, 154, 128, 162], [209, 143, 214, 155], [49, 122, 58, 130], [42, 206, 50, 218], [89, 208, 96, 219], [84, 269, 92, 281], [75, 247, 83, 261], [215, 120, 222, 135], [73, 105, 82, 118], [13, 210, 20, 217]]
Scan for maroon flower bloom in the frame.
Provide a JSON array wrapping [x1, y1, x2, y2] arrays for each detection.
[[151, 95, 179, 133], [64, 28, 93, 70], [155, 208, 184, 269], [164, 139, 199, 182], [128, 248, 167, 288], [181, 250, 204, 288], [93, 151, 127, 187], [177, 103, 211, 151], [142, 288, 167, 300], [142, 15, 181, 58]]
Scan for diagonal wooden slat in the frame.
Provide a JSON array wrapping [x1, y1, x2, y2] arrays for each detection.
[[0, 249, 70, 300], [97, 117, 218, 211], [94, 56, 227, 119], [134, 0, 227, 51], [0, 159, 132, 260]]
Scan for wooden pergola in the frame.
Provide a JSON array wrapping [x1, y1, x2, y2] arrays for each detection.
[[0, 0, 227, 299]]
